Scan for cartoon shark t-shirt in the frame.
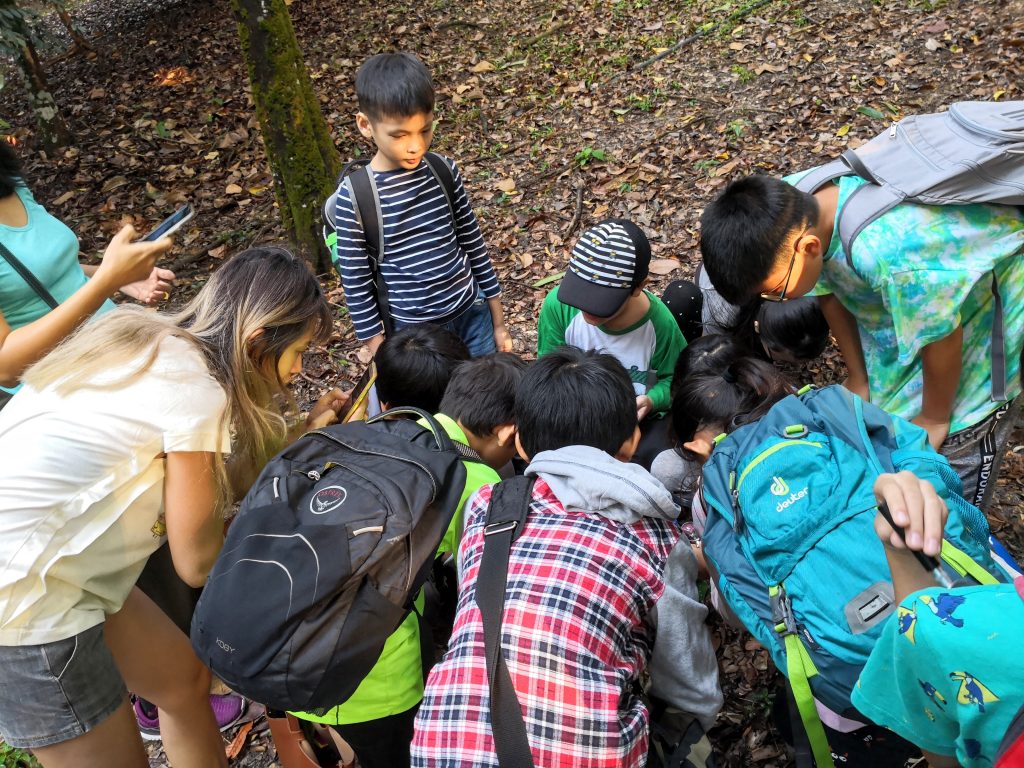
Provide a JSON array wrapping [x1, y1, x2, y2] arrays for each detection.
[[852, 577, 1024, 766]]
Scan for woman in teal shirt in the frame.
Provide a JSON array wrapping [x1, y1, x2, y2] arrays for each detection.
[[0, 142, 173, 403]]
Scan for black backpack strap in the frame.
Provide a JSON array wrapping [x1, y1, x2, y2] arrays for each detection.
[[424, 152, 458, 226], [345, 162, 393, 337], [475, 475, 537, 768], [0, 242, 59, 310]]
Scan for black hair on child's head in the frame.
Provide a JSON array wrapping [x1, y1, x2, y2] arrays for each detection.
[[671, 356, 791, 445], [439, 352, 527, 437], [356, 52, 435, 122], [700, 175, 818, 306], [375, 324, 470, 412], [757, 296, 829, 362], [516, 346, 637, 458], [0, 141, 24, 199], [670, 334, 752, 401]]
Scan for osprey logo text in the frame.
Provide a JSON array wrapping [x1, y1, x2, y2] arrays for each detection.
[[310, 486, 347, 515], [770, 476, 789, 496], [776, 487, 809, 512]]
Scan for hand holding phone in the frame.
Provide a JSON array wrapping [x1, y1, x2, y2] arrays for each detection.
[[141, 204, 195, 242]]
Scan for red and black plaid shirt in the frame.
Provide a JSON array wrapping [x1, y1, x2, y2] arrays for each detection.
[[412, 478, 680, 767]]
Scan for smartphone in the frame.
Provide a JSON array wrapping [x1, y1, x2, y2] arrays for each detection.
[[341, 363, 378, 423], [141, 204, 195, 241]]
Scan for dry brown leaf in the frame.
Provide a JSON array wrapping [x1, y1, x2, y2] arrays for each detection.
[[496, 178, 517, 194], [224, 721, 253, 760], [470, 60, 496, 73], [648, 258, 680, 276], [225, 184, 243, 195]]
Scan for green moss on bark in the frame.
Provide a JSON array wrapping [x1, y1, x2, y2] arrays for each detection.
[[231, 0, 340, 270]]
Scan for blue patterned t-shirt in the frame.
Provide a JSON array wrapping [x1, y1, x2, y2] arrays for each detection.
[[788, 171, 1024, 433], [853, 578, 1024, 766]]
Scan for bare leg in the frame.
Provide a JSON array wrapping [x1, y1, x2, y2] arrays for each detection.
[[31, 698, 147, 768], [104, 588, 227, 768]]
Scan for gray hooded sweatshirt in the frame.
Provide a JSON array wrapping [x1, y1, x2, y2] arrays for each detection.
[[526, 445, 724, 732]]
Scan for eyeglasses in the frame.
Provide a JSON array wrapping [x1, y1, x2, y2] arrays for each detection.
[[759, 227, 808, 303]]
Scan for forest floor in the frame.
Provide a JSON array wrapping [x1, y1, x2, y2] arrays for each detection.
[[2, 0, 1023, 764]]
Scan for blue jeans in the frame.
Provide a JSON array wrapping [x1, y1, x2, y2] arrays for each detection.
[[396, 293, 496, 358]]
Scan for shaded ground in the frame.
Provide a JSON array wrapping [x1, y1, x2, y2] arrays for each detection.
[[2, 0, 1023, 764]]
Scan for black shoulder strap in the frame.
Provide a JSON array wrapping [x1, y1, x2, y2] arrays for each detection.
[[0, 242, 59, 310], [424, 152, 459, 229], [475, 475, 537, 768], [344, 163, 393, 336]]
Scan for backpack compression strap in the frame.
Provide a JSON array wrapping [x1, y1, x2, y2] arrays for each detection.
[[769, 584, 834, 768], [476, 475, 537, 768]]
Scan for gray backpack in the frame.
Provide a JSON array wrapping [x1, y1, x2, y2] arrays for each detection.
[[794, 100, 1024, 400]]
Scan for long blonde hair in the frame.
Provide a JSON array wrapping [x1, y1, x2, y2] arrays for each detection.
[[25, 246, 334, 506]]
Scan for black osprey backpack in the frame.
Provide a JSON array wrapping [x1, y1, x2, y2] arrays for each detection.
[[190, 408, 473, 712]]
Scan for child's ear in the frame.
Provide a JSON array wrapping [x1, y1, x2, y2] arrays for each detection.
[[682, 429, 717, 462], [355, 112, 374, 139], [615, 425, 642, 462], [514, 431, 530, 462], [493, 422, 516, 448], [632, 276, 650, 295]]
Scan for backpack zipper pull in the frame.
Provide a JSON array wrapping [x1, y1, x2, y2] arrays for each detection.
[[307, 469, 321, 481], [889, 122, 899, 139], [728, 470, 745, 532]]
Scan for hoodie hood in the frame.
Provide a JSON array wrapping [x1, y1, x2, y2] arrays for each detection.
[[525, 445, 679, 525]]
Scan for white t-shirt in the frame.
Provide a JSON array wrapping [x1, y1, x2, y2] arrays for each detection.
[[0, 335, 230, 645]]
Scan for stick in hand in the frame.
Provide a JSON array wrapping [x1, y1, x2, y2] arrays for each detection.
[[877, 502, 954, 588]]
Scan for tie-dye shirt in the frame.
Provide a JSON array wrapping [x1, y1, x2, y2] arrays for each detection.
[[790, 171, 1024, 433], [853, 578, 1024, 766]]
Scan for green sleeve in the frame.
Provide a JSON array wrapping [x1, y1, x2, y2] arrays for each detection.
[[537, 287, 576, 356], [647, 296, 687, 413]]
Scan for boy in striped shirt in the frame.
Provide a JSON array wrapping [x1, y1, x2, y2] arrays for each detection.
[[334, 52, 510, 357]]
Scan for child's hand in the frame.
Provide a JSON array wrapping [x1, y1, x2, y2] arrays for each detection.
[[120, 266, 176, 305], [305, 388, 351, 430], [493, 324, 513, 353], [872, 471, 948, 557], [636, 395, 654, 421]]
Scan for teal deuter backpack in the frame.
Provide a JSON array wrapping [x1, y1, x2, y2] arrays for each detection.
[[700, 385, 1007, 768]]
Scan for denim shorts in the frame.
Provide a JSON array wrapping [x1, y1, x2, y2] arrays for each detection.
[[0, 624, 126, 749]]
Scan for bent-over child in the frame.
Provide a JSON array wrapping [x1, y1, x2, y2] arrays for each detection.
[[290, 353, 526, 768], [699, 172, 1024, 510], [412, 346, 721, 768]]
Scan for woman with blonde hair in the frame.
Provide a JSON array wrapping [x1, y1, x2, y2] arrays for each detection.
[[0, 245, 347, 767]]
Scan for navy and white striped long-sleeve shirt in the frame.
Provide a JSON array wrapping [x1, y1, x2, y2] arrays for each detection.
[[333, 156, 501, 340]]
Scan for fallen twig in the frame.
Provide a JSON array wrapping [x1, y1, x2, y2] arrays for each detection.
[[521, 19, 570, 47], [611, 0, 776, 81], [564, 182, 584, 239]]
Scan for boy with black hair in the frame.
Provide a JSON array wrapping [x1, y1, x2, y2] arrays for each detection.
[[334, 52, 511, 358], [375, 324, 470, 412], [412, 346, 721, 768], [291, 352, 526, 768], [537, 219, 685, 421], [699, 172, 1024, 511]]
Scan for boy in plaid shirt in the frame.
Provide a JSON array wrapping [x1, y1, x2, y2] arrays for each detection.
[[411, 347, 722, 767]]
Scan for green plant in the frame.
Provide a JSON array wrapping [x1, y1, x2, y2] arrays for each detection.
[[618, 181, 634, 193], [726, 118, 748, 140], [0, 740, 43, 768], [574, 146, 608, 167], [731, 64, 755, 83], [694, 158, 722, 174]]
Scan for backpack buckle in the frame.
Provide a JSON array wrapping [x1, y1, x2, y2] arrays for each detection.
[[770, 585, 798, 637], [484, 520, 518, 536]]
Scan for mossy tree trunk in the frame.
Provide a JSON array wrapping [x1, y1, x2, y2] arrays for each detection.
[[231, 0, 340, 270], [0, 0, 72, 151]]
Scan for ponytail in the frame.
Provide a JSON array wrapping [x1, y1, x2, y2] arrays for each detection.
[[670, 355, 791, 444]]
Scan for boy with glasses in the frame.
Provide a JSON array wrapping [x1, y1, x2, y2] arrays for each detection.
[[698, 172, 1024, 511]]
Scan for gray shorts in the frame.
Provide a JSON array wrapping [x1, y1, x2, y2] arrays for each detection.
[[0, 623, 126, 749], [940, 398, 1020, 512]]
